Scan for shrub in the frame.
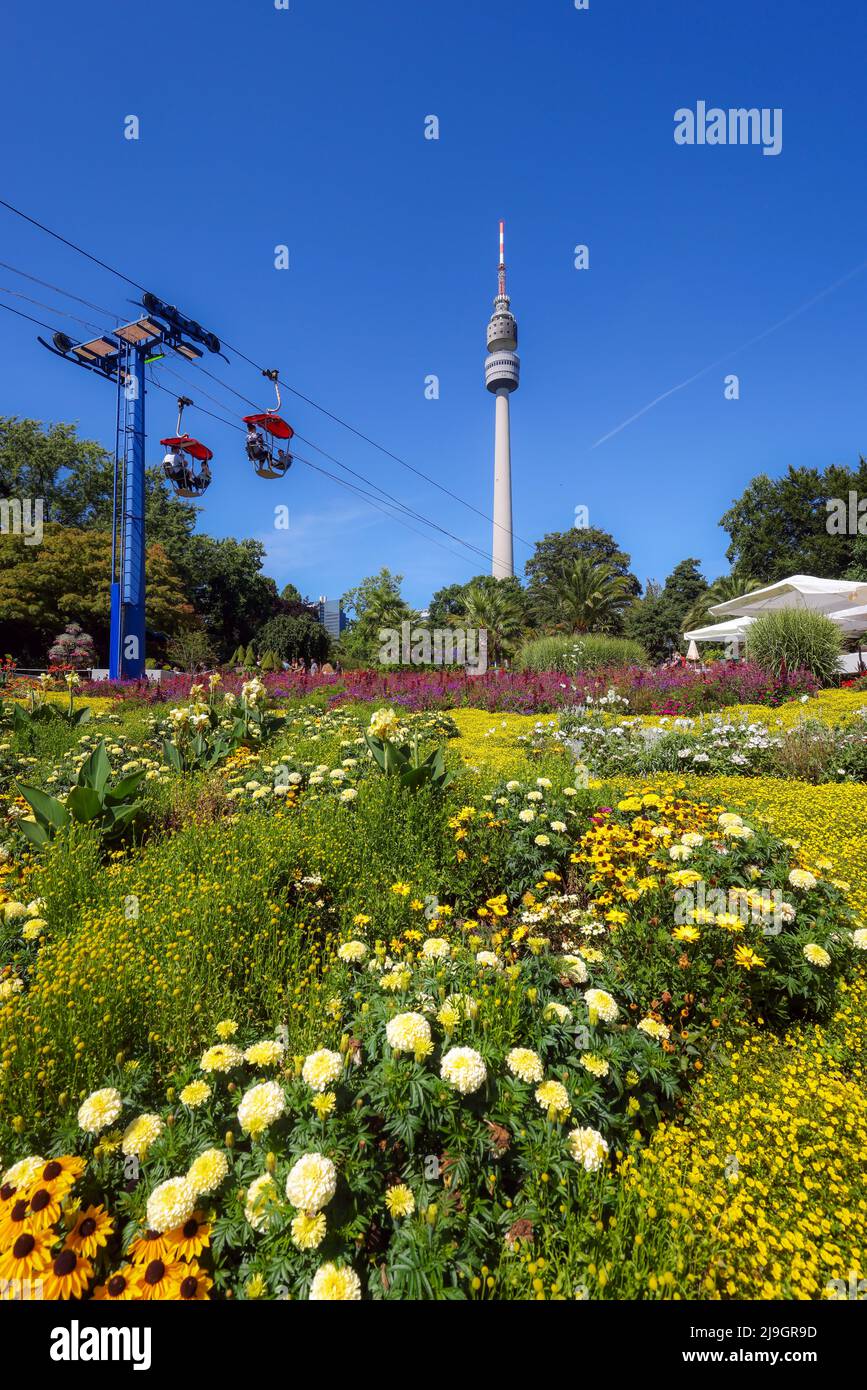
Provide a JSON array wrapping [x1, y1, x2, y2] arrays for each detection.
[[746, 609, 842, 686], [514, 633, 648, 673], [255, 614, 330, 667]]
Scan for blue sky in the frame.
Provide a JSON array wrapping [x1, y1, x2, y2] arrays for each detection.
[[3, 0, 867, 607]]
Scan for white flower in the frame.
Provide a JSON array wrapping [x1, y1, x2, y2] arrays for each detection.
[[559, 954, 588, 984], [518, 808, 536, 823], [475, 950, 502, 971], [568, 1126, 609, 1172], [788, 869, 817, 890], [339, 788, 358, 803], [421, 937, 451, 960], [668, 844, 692, 862], [550, 821, 567, 834], [146, 1176, 196, 1234], [853, 928, 867, 951], [385, 1011, 431, 1055], [302, 1049, 343, 1092], [505, 1047, 544, 1083], [583, 988, 619, 1024], [245, 1173, 279, 1232], [77, 1086, 122, 1135], [803, 943, 831, 968], [338, 940, 368, 963], [440, 1046, 487, 1095], [505, 780, 521, 792], [238, 1080, 286, 1136], [526, 791, 543, 802], [534, 834, 551, 847], [637, 1016, 670, 1041], [285, 1152, 337, 1213]]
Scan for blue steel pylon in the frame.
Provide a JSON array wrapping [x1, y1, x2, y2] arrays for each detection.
[[109, 343, 146, 679]]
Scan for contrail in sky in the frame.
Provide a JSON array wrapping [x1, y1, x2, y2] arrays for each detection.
[[592, 256, 867, 448]]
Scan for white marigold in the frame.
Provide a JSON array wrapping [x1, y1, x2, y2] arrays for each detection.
[[238, 1080, 286, 1136], [440, 1047, 487, 1095], [385, 1011, 431, 1055], [338, 940, 368, 963], [789, 869, 817, 890], [285, 1152, 337, 1214], [475, 950, 502, 971], [309, 1262, 362, 1300], [187, 1148, 229, 1195], [853, 928, 867, 951], [302, 1049, 343, 1092], [78, 1086, 123, 1135], [559, 954, 588, 984], [421, 937, 451, 960], [369, 707, 399, 740], [803, 943, 831, 968], [121, 1113, 164, 1159], [584, 988, 619, 1024], [505, 1048, 544, 1083], [568, 1125, 610, 1172], [146, 1175, 196, 1234]]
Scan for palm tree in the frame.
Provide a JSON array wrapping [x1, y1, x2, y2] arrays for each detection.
[[548, 558, 632, 634], [683, 573, 765, 633], [458, 581, 525, 664]]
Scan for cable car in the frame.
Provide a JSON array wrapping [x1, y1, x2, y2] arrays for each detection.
[[243, 370, 294, 479], [160, 396, 213, 499]]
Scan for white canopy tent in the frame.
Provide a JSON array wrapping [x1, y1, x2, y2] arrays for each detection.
[[710, 575, 867, 619], [682, 615, 755, 644], [826, 603, 867, 634]]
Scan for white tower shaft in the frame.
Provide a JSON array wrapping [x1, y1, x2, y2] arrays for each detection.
[[492, 390, 513, 579], [485, 220, 519, 579]]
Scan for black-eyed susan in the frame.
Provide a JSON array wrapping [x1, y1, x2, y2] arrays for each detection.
[[67, 1205, 113, 1259], [133, 1256, 185, 1301], [176, 1261, 213, 1301], [42, 1247, 93, 1300], [166, 1212, 210, 1261], [128, 1229, 171, 1265], [36, 1156, 85, 1199], [0, 1197, 33, 1251], [92, 1266, 137, 1300], [0, 1228, 53, 1285], [26, 1186, 63, 1233]]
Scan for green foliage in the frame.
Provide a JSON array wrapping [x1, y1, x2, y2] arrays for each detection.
[[15, 739, 146, 848], [254, 613, 330, 666], [514, 633, 648, 672], [746, 609, 843, 684], [721, 458, 867, 582], [365, 731, 455, 793], [525, 528, 640, 630]]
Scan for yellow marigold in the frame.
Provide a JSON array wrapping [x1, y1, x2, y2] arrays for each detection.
[[505, 1048, 544, 1083], [200, 1044, 243, 1073], [243, 1040, 285, 1068], [238, 1080, 286, 1136], [179, 1081, 211, 1109], [309, 1262, 362, 1300], [121, 1113, 164, 1159], [535, 1080, 572, 1119], [78, 1087, 123, 1135], [291, 1211, 327, 1250], [385, 1184, 416, 1218]]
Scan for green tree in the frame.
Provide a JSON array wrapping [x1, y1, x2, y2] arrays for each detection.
[[682, 572, 765, 634], [0, 525, 192, 665], [721, 460, 867, 581], [546, 558, 634, 634], [458, 579, 526, 663], [254, 613, 330, 666], [525, 527, 640, 629], [340, 568, 413, 664]]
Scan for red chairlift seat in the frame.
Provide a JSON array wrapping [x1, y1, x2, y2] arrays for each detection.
[[160, 433, 214, 498], [244, 370, 295, 478]]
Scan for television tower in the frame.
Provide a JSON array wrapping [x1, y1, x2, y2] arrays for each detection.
[[485, 220, 520, 579]]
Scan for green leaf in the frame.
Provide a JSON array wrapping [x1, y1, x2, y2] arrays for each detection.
[[17, 818, 51, 847], [105, 772, 146, 803], [66, 785, 104, 823], [78, 740, 110, 794], [15, 783, 70, 830]]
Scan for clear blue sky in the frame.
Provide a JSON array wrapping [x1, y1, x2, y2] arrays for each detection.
[[3, 0, 867, 607]]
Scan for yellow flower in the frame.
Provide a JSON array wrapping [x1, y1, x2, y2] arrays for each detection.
[[385, 1184, 416, 1218], [734, 945, 766, 971]]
